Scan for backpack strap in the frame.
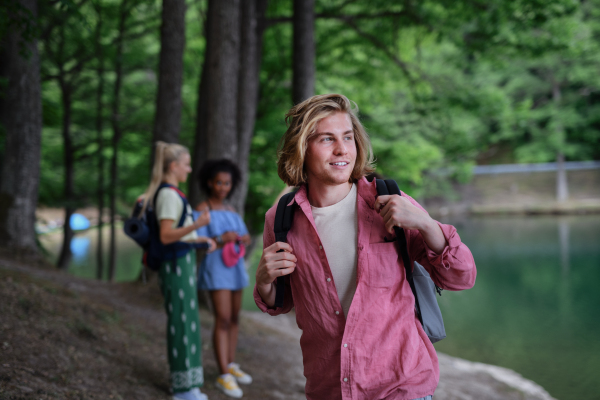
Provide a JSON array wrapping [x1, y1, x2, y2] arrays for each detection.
[[149, 183, 195, 262], [375, 179, 420, 313], [273, 191, 297, 308], [154, 183, 189, 228]]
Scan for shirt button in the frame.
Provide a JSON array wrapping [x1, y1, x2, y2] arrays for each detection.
[[327, 278, 331, 282], [343, 343, 348, 348], [335, 311, 340, 315], [343, 377, 348, 382], [319, 245, 323, 249]]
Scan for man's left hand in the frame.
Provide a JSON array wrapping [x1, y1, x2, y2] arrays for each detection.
[[375, 194, 430, 233], [375, 194, 447, 254]]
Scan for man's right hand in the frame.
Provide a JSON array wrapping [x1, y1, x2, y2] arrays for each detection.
[[255, 242, 297, 307]]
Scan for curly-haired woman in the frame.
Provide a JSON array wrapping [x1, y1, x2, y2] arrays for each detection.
[[195, 159, 252, 398]]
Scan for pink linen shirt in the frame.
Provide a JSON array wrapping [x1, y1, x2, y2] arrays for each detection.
[[254, 177, 476, 400]]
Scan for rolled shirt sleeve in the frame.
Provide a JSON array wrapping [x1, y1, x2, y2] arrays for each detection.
[[403, 194, 477, 291]]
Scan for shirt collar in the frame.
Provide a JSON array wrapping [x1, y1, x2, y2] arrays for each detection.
[[293, 176, 377, 210], [356, 176, 377, 209]]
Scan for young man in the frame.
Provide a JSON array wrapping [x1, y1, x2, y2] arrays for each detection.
[[254, 94, 476, 400]]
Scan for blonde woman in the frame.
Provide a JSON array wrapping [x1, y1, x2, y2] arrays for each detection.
[[140, 141, 216, 400]]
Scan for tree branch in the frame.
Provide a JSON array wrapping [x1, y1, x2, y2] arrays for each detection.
[[265, 10, 410, 27], [341, 17, 414, 82], [42, 73, 60, 82], [122, 23, 160, 42]]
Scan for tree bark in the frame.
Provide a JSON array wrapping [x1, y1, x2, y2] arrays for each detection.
[[205, 0, 241, 161], [151, 0, 186, 152], [190, 2, 213, 206], [56, 81, 75, 269], [189, 61, 209, 206], [108, 0, 128, 281], [292, 0, 315, 104], [0, 0, 42, 253], [54, 19, 78, 270], [231, 0, 268, 215], [95, 2, 106, 280]]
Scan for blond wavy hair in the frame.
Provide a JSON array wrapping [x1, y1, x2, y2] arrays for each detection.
[[140, 141, 189, 215], [277, 93, 375, 186]]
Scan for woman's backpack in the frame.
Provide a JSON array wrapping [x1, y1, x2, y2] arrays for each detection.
[[124, 183, 207, 270]]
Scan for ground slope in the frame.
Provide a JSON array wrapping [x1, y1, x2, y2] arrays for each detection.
[[0, 255, 554, 400]]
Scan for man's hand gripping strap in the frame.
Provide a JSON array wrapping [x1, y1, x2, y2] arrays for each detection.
[[273, 192, 296, 308]]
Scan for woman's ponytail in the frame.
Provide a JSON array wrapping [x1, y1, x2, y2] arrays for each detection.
[[140, 141, 188, 215]]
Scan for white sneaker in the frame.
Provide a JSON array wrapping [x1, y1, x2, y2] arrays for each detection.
[[216, 373, 243, 398], [172, 388, 208, 400], [191, 387, 208, 400], [228, 363, 252, 384]]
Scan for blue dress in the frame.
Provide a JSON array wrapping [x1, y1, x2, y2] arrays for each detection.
[[194, 210, 250, 291]]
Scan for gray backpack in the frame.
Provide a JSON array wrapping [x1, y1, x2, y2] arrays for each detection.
[[273, 179, 446, 343]]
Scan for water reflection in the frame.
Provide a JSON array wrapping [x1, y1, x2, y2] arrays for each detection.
[[70, 236, 91, 264], [558, 220, 572, 329], [559, 220, 570, 274], [435, 214, 600, 400], [39, 225, 143, 281]]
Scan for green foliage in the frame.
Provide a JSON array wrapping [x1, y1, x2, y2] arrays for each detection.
[[36, 0, 161, 208], [26, 0, 600, 234]]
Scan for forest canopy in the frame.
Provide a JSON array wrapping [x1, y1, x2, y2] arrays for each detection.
[[1, 0, 599, 237]]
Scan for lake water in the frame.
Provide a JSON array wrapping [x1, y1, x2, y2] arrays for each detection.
[[432, 215, 600, 400], [41, 215, 600, 400], [39, 225, 144, 281]]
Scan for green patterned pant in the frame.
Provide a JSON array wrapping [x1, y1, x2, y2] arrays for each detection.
[[159, 251, 204, 393]]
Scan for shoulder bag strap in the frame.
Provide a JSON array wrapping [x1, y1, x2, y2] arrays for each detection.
[[273, 191, 296, 308], [376, 179, 420, 312], [154, 184, 189, 229], [176, 194, 189, 228]]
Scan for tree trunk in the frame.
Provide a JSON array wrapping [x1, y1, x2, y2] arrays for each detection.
[[292, 0, 315, 105], [0, 0, 42, 253], [109, 128, 118, 281], [190, 61, 209, 206], [231, 0, 268, 215], [190, 3, 213, 206], [205, 0, 241, 161], [151, 0, 186, 153], [56, 82, 75, 269], [108, 0, 128, 281], [95, 2, 106, 280]]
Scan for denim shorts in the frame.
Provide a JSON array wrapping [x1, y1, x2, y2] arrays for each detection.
[[412, 396, 433, 400]]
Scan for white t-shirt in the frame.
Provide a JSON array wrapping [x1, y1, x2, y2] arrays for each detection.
[[311, 184, 358, 317], [155, 187, 198, 242]]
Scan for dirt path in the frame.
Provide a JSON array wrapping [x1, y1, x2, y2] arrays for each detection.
[[0, 254, 303, 400], [0, 254, 554, 400]]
